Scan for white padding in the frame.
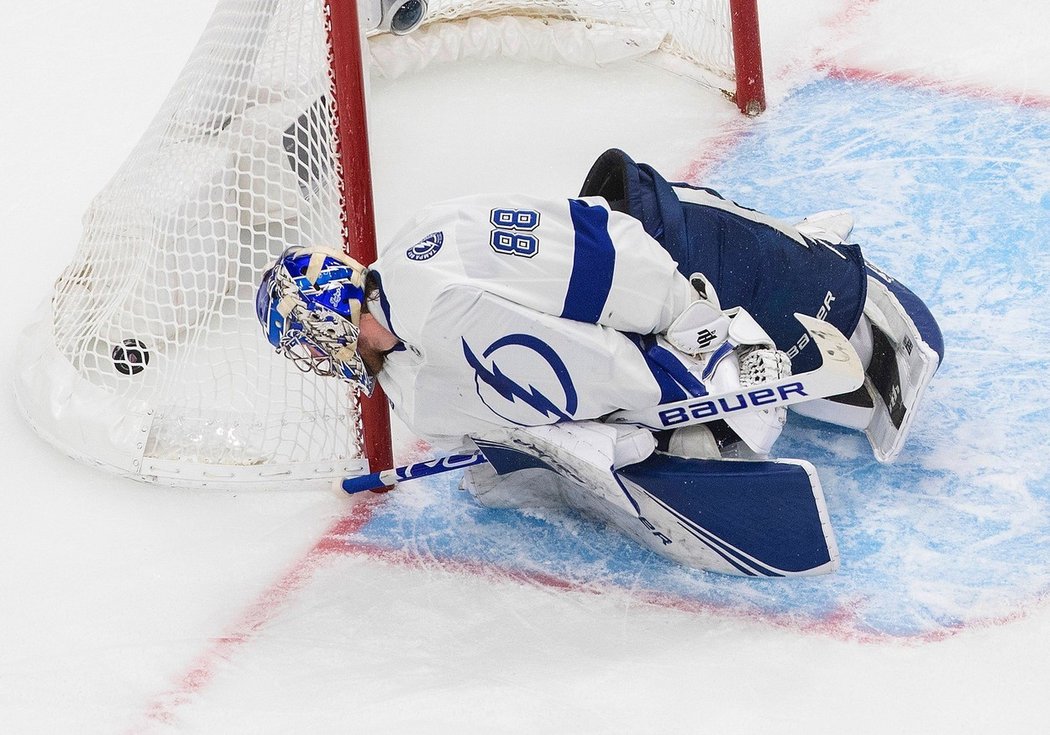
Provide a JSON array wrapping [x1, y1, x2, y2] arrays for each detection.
[[863, 277, 940, 463], [471, 421, 655, 516], [727, 306, 775, 348], [460, 462, 572, 509], [850, 313, 874, 370], [790, 389, 874, 431], [664, 299, 730, 356], [369, 16, 667, 78], [666, 424, 720, 459]]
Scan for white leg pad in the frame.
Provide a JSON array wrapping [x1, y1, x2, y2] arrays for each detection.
[[862, 275, 941, 462]]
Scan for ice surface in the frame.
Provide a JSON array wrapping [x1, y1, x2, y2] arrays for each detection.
[[2, 2, 1049, 733]]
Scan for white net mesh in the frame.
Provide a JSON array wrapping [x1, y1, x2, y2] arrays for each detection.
[[17, 0, 740, 488], [422, 0, 735, 80]]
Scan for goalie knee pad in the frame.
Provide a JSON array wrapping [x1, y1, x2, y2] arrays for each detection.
[[795, 210, 856, 244], [660, 424, 721, 460]]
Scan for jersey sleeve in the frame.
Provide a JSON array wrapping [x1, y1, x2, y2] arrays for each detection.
[[557, 196, 697, 334], [373, 194, 697, 342]]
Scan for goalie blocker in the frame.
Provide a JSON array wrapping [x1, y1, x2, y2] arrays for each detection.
[[579, 148, 944, 462]]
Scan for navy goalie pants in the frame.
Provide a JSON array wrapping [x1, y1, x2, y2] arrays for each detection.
[[579, 149, 868, 373]]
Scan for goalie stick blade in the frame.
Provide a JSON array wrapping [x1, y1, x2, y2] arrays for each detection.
[[617, 455, 839, 576], [607, 314, 864, 431]]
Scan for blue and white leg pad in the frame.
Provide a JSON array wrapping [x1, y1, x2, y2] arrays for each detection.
[[463, 422, 839, 576], [793, 263, 944, 462], [861, 264, 944, 461]]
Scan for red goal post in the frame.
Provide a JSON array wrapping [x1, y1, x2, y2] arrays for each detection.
[[14, 0, 765, 489], [327, 0, 394, 477], [730, 0, 766, 115]]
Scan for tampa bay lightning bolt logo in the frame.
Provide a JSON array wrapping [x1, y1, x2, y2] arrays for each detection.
[[462, 334, 578, 426], [406, 231, 444, 261]]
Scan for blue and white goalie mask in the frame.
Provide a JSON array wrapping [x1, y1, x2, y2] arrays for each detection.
[[256, 246, 374, 395]]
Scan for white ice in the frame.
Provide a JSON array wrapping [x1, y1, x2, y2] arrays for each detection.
[[2, 1, 1049, 733]]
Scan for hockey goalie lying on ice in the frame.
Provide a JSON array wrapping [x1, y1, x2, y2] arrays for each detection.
[[256, 149, 944, 578]]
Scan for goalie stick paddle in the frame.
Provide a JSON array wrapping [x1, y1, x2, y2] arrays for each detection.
[[339, 315, 863, 495], [605, 314, 864, 431]]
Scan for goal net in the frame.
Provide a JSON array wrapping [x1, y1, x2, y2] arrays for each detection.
[[15, 0, 763, 489]]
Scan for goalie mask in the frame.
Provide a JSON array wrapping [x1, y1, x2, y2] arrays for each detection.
[[256, 246, 374, 395]]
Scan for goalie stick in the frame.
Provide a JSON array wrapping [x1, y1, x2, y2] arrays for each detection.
[[341, 451, 488, 494], [341, 315, 862, 495], [606, 314, 864, 431]]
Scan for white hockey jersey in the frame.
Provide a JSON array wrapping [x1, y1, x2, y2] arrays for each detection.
[[369, 194, 697, 445]]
